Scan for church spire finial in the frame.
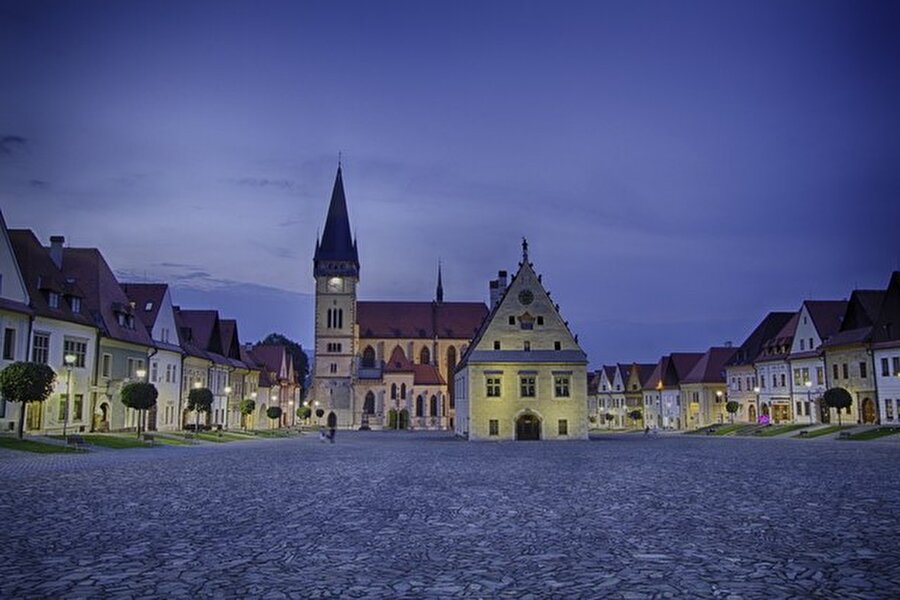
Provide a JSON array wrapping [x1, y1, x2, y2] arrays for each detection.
[[436, 260, 444, 304], [522, 237, 529, 262]]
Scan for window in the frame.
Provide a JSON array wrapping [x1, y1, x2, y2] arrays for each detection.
[[144, 301, 153, 311], [486, 377, 501, 397], [816, 367, 824, 385], [70, 297, 81, 313], [126, 357, 144, 379], [558, 419, 568, 435], [420, 346, 430, 365], [48, 292, 60, 308], [772, 374, 777, 388], [2, 328, 15, 360], [329, 363, 337, 374], [554, 341, 561, 351], [833, 364, 839, 380], [555, 376, 570, 397], [894, 357, 900, 376], [520, 376, 535, 397], [842, 363, 849, 379], [361, 346, 374, 366], [884, 358, 891, 377], [390, 383, 397, 400], [102, 353, 112, 378], [63, 338, 87, 368], [793, 369, 802, 386], [885, 399, 894, 420], [737, 379, 742, 392], [73, 394, 83, 420], [859, 362, 868, 379], [523, 341, 530, 352], [537, 316, 544, 325], [800, 339, 805, 351], [32, 332, 50, 364], [0, 396, 5, 418], [493, 341, 500, 350], [151, 361, 158, 382], [808, 337, 814, 349], [489, 419, 499, 436], [400, 383, 406, 399], [508, 316, 515, 325], [796, 401, 802, 416], [58, 394, 68, 420]]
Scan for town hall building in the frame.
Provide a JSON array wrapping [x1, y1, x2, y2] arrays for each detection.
[[311, 166, 488, 430]]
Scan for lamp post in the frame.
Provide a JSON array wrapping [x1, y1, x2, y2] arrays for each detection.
[[716, 390, 723, 424], [63, 353, 76, 437], [271, 393, 279, 427], [135, 367, 147, 434], [804, 380, 813, 424], [753, 386, 761, 424], [224, 385, 232, 430]]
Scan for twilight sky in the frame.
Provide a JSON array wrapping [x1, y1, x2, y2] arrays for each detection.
[[1, 0, 899, 367]]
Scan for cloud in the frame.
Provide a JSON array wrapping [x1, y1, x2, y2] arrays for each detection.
[[0, 135, 26, 156], [229, 177, 296, 191], [29, 179, 48, 188]]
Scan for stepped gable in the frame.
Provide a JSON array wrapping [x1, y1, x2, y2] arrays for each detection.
[[357, 301, 488, 339], [726, 311, 795, 367], [8, 230, 89, 325], [61, 247, 153, 346], [681, 347, 738, 384]]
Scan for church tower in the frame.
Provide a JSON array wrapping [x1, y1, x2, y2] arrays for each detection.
[[313, 165, 359, 428]]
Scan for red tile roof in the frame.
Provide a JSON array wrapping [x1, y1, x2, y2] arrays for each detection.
[[383, 346, 414, 372], [411, 364, 445, 386], [121, 283, 168, 332], [358, 301, 487, 339], [681, 347, 738, 384], [60, 247, 153, 346]]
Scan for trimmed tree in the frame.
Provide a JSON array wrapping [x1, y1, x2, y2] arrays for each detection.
[[296, 405, 310, 421], [120, 382, 159, 438], [266, 405, 282, 429], [628, 409, 642, 426], [725, 401, 740, 424], [239, 399, 256, 431], [823, 387, 853, 426], [187, 387, 214, 432], [0, 362, 56, 439], [315, 408, 325, 418]]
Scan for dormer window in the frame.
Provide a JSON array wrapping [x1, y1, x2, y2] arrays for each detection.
[[48, 292, 60, 309], [145, 301, 153, 311], [69, 297, 81, 313]]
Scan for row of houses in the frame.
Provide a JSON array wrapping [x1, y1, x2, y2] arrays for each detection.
[[0, 211, 302, 435], [591, 271, 900, 430]]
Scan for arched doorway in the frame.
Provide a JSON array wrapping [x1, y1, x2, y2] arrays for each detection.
[[327, 412, 337, 428], [748, 404, 757, 423], [26, 402, 43, 431], [363, 392, 375, 415], [862, 398, 876, 424], [516, 413, 541, 441]]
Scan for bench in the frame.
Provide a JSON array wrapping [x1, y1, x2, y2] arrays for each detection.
[[142, 433, 157, 446], [66, 434, 89, 451], [183, 433, 197, 444], [798, 430, 809, 437], [838, 431, 852, 440]]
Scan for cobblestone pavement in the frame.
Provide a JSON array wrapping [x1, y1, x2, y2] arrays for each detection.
[[1, 432, 899, 598]]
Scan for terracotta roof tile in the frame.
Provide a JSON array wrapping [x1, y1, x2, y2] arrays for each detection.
[[358, 301, 487, 339]]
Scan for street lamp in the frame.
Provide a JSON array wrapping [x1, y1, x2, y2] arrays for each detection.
[[224, 385, 232, 430], [753, 386, 761, 424], [804, 380, 813, 424], [716, 390, 724, 424], [63, 353, 76, 437]]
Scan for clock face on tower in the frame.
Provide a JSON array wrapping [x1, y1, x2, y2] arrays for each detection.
[[327, 277, 343, 292], [518, 289, 534, 305]]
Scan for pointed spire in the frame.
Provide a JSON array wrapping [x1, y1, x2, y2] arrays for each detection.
[[522, 237, 529, 262], [314, 164, 359, 275], [436, 260, 444, 304]]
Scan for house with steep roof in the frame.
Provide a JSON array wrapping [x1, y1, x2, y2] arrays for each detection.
[[872, 272, 900, 424], [247, 343, 299, 428], [621, 362, 655, 427], [7, 231, 100, 434], [121, 283, 184, 431], [642, 353, 703, 430], [59, 246, 155, 432], [755, 312, 800, 424], [724, 311, 795, 423], [0, 214, 37, 431], [680, 346, 737, 428], [311, 166, 488, 430], [454, 241, 588, 441], [786, 300, 847, 424], [822, 289, 886, 425]]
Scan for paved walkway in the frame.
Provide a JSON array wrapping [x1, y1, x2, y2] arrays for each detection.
[[1, 432, 898, 598]]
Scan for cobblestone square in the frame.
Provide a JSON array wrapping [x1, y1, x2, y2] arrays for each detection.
[[1, 433, 898, 598]]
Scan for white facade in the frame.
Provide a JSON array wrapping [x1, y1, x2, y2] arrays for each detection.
[[144, 288, 182, 432], [875, 345, 900, 424]]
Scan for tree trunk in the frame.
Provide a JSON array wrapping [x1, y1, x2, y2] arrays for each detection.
[[195, 410, 199, 433], [17, 401, 26, 440], [837, 408, 842, 427]]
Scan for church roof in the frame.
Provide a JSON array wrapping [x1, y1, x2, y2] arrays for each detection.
[[358, 301, 487, 339], [314, 166, 358, 267]]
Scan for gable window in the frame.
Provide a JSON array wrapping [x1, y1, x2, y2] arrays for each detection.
[[63, 338, 87, 368], [800, 339, 805, 351], [537, 316, 544, 325], [48, 292, 60, 309], [2, 328, 15, 361], [486, 377, 501, 398], [102, 353, 112, 378], [489, 419, 499, 436], [493, 341, 501, 350], [554, 341, 561, 351], [145, 301, 153, 311], [520, 376, 535, 397], [808, 337, 813, 349], [523, 341, 531, 352], [508, 316, 515, 325], [32, 332, 50, 364], [554, 376, 571, 398]]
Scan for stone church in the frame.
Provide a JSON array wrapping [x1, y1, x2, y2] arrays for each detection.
[[311, 166, 488, 430]]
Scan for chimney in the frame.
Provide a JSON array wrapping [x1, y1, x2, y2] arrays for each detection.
[[49, 236, 64, 268], [489, 279, 500, 308]]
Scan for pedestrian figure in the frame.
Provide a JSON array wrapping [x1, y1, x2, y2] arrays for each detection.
[[319, 427, 327, 443], [644, 426, 650, 435], [329, 426, 336, 443]]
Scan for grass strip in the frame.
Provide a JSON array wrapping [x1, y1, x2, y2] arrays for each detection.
[[845, 427, 900, 441], [0, 437, 80, 453], [756, 424, 808, 437]]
